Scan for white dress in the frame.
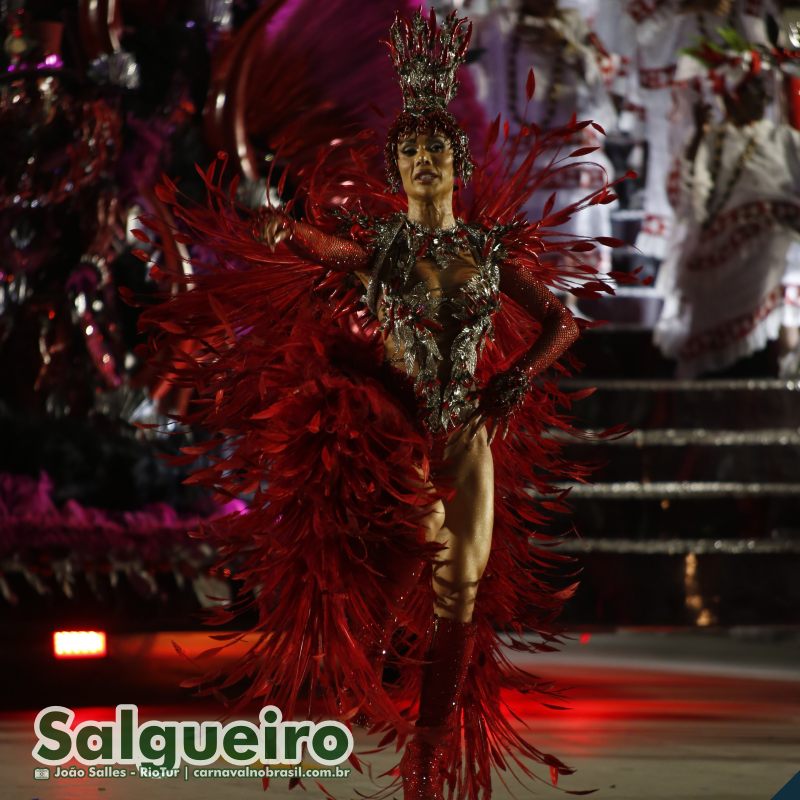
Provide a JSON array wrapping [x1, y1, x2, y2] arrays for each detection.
[[653, 118, 800, 377], [595, 0, 777, 259], [473, 8, 616, 271]]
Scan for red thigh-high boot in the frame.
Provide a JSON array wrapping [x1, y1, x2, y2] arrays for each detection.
[[400, 614, 477, 800], [350, 548, 425, 728]]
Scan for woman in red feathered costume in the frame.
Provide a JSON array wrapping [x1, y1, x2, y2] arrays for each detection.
[[138, 8, 625, 800]]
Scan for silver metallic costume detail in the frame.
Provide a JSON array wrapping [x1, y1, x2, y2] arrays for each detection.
[[481, 367, 532, 416], [364, 214, 504, 435], [405, 218, 464, 270], [387, 9, 471, 115]]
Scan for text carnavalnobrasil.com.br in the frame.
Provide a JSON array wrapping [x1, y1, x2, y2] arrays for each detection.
[[50, 764, 352, 780]]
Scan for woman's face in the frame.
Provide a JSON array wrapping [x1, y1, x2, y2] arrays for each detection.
[[396, 130, 455, 202]]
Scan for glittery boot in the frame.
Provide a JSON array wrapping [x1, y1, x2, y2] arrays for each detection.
[[400, 615, 477, 799], [350, 552, 425, 729]]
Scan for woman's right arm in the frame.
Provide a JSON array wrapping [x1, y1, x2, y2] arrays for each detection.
[[252, 210, 370, 273]]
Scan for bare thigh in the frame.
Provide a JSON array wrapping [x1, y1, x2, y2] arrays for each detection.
[[429, 424, 495, 620]]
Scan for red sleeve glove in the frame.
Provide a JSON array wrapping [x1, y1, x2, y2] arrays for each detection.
[[251, 209, 370, 272], [481, 264, 579, 419]]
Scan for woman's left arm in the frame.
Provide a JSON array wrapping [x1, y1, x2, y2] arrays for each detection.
[[499, 264, 579, 376], [466, 263, 578, 443]]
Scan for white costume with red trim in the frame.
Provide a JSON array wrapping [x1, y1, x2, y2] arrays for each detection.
[[654, 118, 800, 376], [597, 0, 777, 259]]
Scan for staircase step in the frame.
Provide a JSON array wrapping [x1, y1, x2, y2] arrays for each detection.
[[559, 378, 800, 429], [549, 481, 800, 498], [541, 493, 800, 540], [568, 329, 778, 378], [574, 288, 663, 328], [552, 536, 800, 554], [563, 378, 800, 391], [559, 549, 800, 626], [553, 427, 800, 446], [559, 442, 800, 483]]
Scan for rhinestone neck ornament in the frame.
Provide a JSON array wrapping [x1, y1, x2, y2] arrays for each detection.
[[405, 217, 467, 270]]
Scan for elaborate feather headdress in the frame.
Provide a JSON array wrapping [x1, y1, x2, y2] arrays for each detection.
[[385, 8, 472, 114], [383, 8, 474, 191]]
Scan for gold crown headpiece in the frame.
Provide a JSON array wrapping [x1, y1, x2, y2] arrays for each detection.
[[385, 8, 472, 115]]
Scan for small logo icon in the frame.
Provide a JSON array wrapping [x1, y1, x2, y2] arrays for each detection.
[[34, 768, 50, 780], [772, 772, 800, 800]]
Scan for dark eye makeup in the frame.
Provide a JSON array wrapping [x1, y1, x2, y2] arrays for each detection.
[[399, 138, 447, 156]]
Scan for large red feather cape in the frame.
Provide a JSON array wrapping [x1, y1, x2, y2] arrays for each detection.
[[134, 112, 632, 799]]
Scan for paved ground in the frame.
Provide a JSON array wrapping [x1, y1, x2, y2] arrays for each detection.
[[3, 629, 799, 800]]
